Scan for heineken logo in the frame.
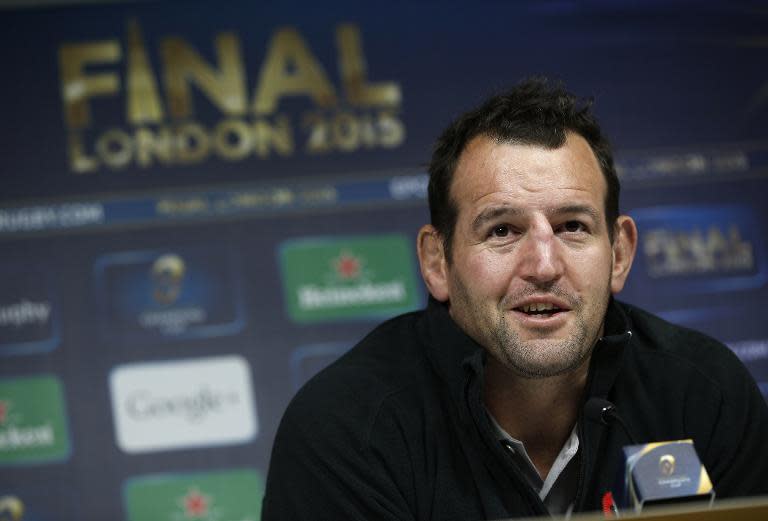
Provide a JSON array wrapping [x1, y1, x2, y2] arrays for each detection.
[[0, 376, 70, 465], [179, 487, 211, 518], [0, 422, 55, 451], [333, 251, 362, 280], [297, 282, 406, 310], [280, 234, 420, 323], [124, 468, 263, 521]]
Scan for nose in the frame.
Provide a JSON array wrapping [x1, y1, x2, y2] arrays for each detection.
[[518, 221, 563, 284]]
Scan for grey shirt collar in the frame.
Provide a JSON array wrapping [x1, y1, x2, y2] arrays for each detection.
[[488, 413, 580, 515]]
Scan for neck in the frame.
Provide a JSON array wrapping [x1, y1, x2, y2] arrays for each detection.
[[483, 356, 590, 478]]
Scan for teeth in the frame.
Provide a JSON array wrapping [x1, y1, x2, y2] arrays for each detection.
[[521, 303, 558, 313]]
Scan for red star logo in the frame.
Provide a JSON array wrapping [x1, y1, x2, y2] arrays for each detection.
[[334, 252, 361, 279], [182, 488, 209, 518], [0, 401, 8, 425]]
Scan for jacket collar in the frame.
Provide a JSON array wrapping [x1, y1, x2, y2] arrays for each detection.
[[587, 298, 633, 399], [418, 297, 485, 409], [418, 296, 634, 514], [578, 301, 633, 510]]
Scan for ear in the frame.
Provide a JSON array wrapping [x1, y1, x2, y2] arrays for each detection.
[[610, 215, 638, 294], [417, 224, 450, 302]]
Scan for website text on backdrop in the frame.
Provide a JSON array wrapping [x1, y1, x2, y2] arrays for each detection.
[[262, 78, 768, 520]]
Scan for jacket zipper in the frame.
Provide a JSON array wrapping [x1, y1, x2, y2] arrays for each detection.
[[573, 413, 588, 510], [464, 368, 549, 517], [499, 439, 550, 515]]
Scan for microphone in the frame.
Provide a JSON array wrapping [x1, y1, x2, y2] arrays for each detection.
[[584, 397, 638, 445]]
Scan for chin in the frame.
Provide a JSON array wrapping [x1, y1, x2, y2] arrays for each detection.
[[512, 359, 586, 379], [501, 343, 591, 378]]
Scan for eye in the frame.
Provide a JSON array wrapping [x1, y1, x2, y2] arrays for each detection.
[[491, 225, 510, 237], [561, 220, 587, 233]]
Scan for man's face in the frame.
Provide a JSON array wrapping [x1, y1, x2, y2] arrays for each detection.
[[442, 133, 622, 378]]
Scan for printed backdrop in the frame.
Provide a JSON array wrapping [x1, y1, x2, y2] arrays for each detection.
[[1, 1, 766, 519]]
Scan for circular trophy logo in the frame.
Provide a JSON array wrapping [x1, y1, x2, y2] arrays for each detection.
[[659, 454, 676, 476], [151, 253, 186, 305], [0, 496, 24, 521]]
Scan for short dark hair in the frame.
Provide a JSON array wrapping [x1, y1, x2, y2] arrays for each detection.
[[427, 77, 620, 261]]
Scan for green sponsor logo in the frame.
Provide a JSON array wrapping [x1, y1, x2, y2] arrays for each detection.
[[124, 468, 263, 521], [281, 234, 420, 322], [0, 375, 70, 465]]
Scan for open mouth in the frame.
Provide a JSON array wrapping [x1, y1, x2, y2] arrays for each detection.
[[514, 302, 565, 318]]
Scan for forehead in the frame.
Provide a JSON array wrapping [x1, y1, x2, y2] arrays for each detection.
[[450, 133, 607, 215]]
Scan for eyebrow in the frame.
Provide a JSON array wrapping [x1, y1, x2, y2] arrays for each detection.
[[471, 205, 523, 232], [550, 204, 600, 222], [471, 204, 600, 232]]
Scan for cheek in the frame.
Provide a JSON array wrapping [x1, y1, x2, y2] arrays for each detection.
[[463, 253, 513, 293], [574, 252, 614, 291]]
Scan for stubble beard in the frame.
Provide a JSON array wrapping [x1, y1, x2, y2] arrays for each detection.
[[490, 301, 592, 379], [451, 276, 611, 380]]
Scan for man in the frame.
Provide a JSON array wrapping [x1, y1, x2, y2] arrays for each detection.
[[263, 79, 768, 520]]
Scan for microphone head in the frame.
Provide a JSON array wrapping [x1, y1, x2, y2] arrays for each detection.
[[584, 397, 616, 425]]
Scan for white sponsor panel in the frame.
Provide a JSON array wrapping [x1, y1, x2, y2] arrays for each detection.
[[109, 355, 257, 453]]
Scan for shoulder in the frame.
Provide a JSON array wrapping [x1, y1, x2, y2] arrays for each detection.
[[619, 303, 741, 369], [618, 300, 747, 385], [610, 303, 768, 496], [264, 311, 437, 518], [278, 309, 435, 446]]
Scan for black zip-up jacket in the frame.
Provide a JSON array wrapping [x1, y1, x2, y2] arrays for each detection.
[[263, 299, 768, 520]]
